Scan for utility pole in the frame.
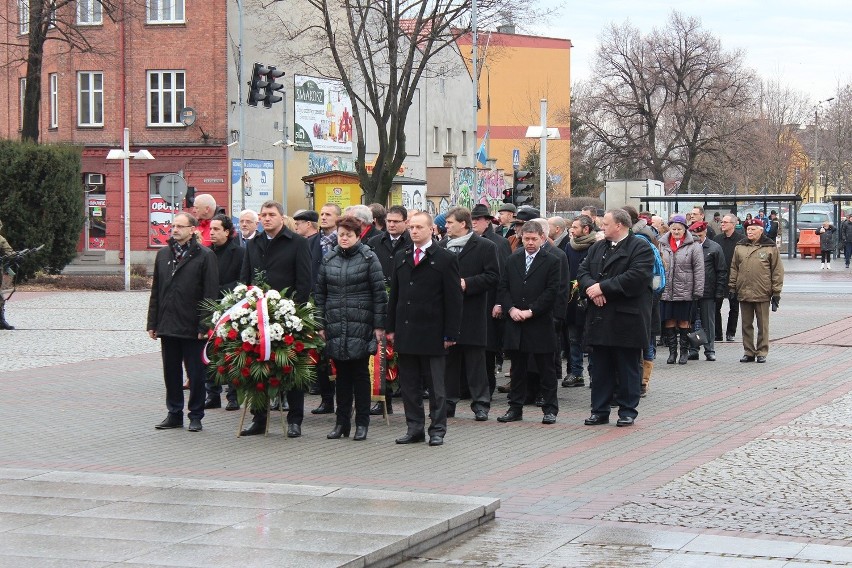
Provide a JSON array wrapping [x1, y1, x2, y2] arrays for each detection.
[[539, 99, 547, 213]]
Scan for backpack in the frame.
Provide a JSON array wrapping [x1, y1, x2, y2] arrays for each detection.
[[634, 233, 666, 294]]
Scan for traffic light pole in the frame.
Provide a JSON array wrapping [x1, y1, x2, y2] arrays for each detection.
[[237, 0, 246, 213], [539, 98, 547, 213]]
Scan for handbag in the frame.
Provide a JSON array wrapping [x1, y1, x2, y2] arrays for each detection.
[[686, 317, 709, 347]]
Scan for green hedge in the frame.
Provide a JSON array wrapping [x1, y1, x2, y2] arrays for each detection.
[[0, 140, 84, 278]]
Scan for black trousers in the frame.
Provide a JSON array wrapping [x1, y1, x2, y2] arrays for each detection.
[[715, 296, 739, 339], [507, 351, 558, 416], [251, 389, 304, 425], [397, 353, 447, 437], [160, 336, 206, 421], [445, 345, 491, 413], [333, 357, 371, 428], [485, 350, 497, 395], [589, 346, 642, 419], [317, 356, 335, 405]]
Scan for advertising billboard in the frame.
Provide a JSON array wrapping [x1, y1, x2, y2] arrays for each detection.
[[294, 75, 353, 154]]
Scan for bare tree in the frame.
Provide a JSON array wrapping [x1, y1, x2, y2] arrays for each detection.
[[261, 0, 549, 204], [2, 0, 126, 142], [821, 84, 852, 195], [579, 11, 755, 192]]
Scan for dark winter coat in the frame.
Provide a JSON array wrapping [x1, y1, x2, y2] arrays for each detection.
[[478, 223, 512, 351], [498, 247, 561, 353], [542, 241, 569, 321], [387, 243, 463, 356], [315, 241, 387, 361], [147, 237, 219, 339], [564, 240, 592, 326], [211, 237, 245, 296], [714, 230, 745, 270], [816, 225, 837, 251], [659, 231, 704, 301], [367, 230, 412, 282], [577, 234, 654, 349], [840, 220, 852, 244], [240, 227, 312, 303], [306, 232, 324, 290], [699, 237, 728, 300], [439, 233, 500, 347]]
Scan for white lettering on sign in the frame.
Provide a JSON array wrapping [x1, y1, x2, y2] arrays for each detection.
[[150, 201, 179, 212], [203, 178, 225, 184]]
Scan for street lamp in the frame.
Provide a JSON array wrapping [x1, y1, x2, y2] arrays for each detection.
[[812, 97, 834, 203], [106, 127, 154, 291]]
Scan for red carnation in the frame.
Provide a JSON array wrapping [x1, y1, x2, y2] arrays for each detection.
[[254, 343, 262, 353], [283, 365, 294, 374], [256, 382, 264, 391], [387, 366, 398, 382], [227, 329, 238, 340], [284, 335, 295, 345], [216, 365, 226, 374], [241, 367, 250, 377], [307, 349, 320, 364], [214, 337, 223, 347], [269, 377, 281, 388], [207, 329, 214, 339], [385, 343, 394, 359], [242, 342, 253, 352], [232, 379, 240, 387], [294, 341, 304, 353]]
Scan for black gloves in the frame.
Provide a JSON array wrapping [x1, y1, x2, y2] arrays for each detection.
[[771, 296, 780, 312]]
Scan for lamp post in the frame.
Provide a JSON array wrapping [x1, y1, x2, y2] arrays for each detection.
[[106, 127, 154, 291], [813, 97, 834, 203]]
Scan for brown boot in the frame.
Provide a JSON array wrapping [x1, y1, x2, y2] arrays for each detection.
[[641, 360, 653, 397]]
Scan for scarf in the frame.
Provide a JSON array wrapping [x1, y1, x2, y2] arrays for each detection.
[[553, 231, 569, 249], [445, 231, 474, 254], [570, 232, 597, 251], [668, 234, 682, 253]]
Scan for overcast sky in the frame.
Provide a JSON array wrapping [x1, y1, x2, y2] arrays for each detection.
[[531, 0, 852, 103]]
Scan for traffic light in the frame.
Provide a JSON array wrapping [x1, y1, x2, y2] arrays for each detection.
[[247, 63, 268, 107], [263, 66, 285, 108], [503, 187, 513, 204], [513, 169, 535, 206]]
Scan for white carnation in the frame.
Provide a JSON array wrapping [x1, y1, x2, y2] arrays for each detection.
[[268, 323, 284, 341], [231, 321, 240, 330], [212, 311, 222, 323], [266, 289, 281, 301], [217, 326, 229, 338], [233, 284, 248, 296], [241, 328, 257, 344]]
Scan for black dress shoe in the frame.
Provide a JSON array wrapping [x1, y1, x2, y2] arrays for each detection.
[[187, 419, 202, 432], [155, 416, 183, 429], [756, 356, 766, 363], [496, 384, 510, 393], [542, 413, 556, 425], [395, 432, 426, 444], [688, 352, 699, 361], [740, 355, 756, 363], [369, 402, 392, 415], [428, 435, 444, 446], [327, 424, 350, 439], [225, 400, 240, 411], [308, 385, 321, 395], [204, 397, 221, 409], [474, 409, 488, 421], [616, 416, 635, 427], [726, 334, 735, 342], [311, 401, 334, 414], [705, 354, 716, 361], [584, 414, 609, 425], [353, 425, 368, 441], [240, 422, 266, 436], [496, 411, 522, 423], [287, 423, 302, 438]]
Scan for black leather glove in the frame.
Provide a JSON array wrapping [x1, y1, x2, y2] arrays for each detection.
[[771, 296, 780, 312]]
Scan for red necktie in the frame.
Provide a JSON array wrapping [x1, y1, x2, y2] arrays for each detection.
[[414, 248, 422, 266]]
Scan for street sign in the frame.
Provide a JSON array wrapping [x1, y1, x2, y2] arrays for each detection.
[[158, 174, 188, 206], [512, 149, 520, 168]]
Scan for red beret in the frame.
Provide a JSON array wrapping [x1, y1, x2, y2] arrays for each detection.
[[743, 218, 764, 228], [688, 221, 708, 232]]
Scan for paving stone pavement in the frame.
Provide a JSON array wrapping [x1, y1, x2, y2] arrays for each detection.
[[1, 261, 851, 566]]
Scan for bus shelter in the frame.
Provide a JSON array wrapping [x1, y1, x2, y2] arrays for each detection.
[[635, 193, 803, 258]]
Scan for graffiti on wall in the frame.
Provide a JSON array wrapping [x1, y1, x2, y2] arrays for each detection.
[[451, 168, 506, 215], [308, 153, 356, 175]]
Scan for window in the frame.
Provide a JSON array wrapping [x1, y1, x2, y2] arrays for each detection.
[[78, 0, 103, 24], [446, 128, 452, 153], [49, 73, 58, 128], [147, 0, 184, 23], [78, 72, 104, 127], [19, 78, 26, 130], [148, 71, 185, 126], [433, 126, 439, 153], [461, 130, 468, 155], [18, 0, 28, 34]]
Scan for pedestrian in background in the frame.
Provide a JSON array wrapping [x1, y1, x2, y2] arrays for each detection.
[[147, 212, 219, 433], [729, 218, 784, 363], [0, 219, 15, 330], [841, 213, 852, 268], [816, 220, 837, 270]]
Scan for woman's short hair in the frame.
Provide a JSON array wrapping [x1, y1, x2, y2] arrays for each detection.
[[336, 215, 363, 235]]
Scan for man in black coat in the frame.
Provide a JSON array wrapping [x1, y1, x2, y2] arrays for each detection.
[[713, 214, 744, 342], [688, 221, 728, 362], [387, 212, 463, 446], [147, 213, 219, 433], [495, 220, 561, 425], [440, 206, 500, 420], [239, 201, 313, 438], [578, 209, 654, 427], [206, 214, 245, 411]]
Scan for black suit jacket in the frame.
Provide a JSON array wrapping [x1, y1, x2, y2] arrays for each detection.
[[387, 243, 463, 356], [542, 241, 569, 321], [211, 237, 245, 296], [306, 232, 324, 290], [478, 224, 513, 351], [440, 234, 499, 346], [240, 227, 313, 303], [367, 231, 411, 282], [498, 248, 560, 353]]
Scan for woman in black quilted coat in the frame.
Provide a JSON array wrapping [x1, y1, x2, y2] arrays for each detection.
[[315, 215, 387, 441]]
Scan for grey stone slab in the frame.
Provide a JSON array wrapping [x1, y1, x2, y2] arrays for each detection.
[[260, 509, 440, 536], [69, 501, 260, 526], [11, 516, 219, 543], [0, 468, 47, 480], [655, 555, 787, 567], [0, 533, 161, 563], [126, 487, 316, 509], [0, 512, 54, 532], [31, 471, 182, 489], [569, 526, 698, 550], [0, 494, 111, 516], [126, 542, 361, 568], [0, 480, 158, 501], [683, 535, 806, 559], [172, 478, 334, 496], [0, 557, 111, 568], [289, 495, 480, 520], [795, 543, 852, 563], [541, 545, 674, 567]]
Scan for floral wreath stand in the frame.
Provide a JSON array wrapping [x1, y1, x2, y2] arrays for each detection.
[[368, 336, 392, 426], [235, 396, 289, 437]]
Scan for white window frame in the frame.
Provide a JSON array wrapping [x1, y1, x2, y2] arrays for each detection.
[[433, 126, 439, 153], [147, 70, 186, 126], [78, 71, 104, 127], [461, 130, 468, 155], [446, 128, 453, 153], [77, 0, 103, 25], [147, 0, 184, 24], [49, 73, 58, 128], [19, 78, 26, 130], [18, 0, 29, 35]]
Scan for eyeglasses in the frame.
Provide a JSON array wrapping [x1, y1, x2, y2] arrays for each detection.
[[171, 224, 193, 229]]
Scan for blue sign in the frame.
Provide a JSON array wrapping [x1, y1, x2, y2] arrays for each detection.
[[512, 149, 520, 168]]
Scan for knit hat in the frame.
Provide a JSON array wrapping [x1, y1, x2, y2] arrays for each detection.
[[669, 215, 688, 228], [434, 213, 447, 231]]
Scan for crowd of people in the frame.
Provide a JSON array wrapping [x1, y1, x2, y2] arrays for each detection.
[[144, 196, 785, 440]]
